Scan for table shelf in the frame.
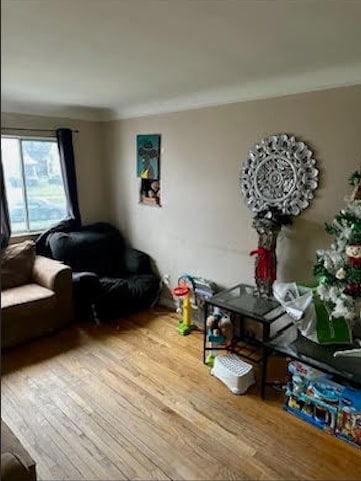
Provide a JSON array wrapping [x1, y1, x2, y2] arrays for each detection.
[[203, 283, 289, 367]]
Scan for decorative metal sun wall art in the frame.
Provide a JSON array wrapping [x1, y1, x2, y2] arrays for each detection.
[[240, 134, 319, 298], [240, 134, 319, 216]]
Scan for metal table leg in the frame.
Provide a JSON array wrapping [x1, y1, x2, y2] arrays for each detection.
[[261, 346, 270, 400], [203, 301, 208, 364]]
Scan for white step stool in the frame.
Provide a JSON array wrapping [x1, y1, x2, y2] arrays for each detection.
[[210, 354, 255, 394]]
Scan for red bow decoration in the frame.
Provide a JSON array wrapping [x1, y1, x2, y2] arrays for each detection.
[[250, 247, 276, 281]]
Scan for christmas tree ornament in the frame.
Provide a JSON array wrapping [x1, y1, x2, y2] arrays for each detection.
[[346, 281, 360, 297], [335, 268, 346, 280], [346, 243, 361, 267]]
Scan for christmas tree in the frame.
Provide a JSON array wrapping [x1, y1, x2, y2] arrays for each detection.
[[313, 170, 361, 332]]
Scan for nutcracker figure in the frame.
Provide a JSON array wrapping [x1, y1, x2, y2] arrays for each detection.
[[250, 208, 291, 298]]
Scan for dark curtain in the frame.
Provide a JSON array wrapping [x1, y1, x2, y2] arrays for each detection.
[[57, 128, 81, 223], [36, 128, 82, 256], [0, 157, 11, 248]]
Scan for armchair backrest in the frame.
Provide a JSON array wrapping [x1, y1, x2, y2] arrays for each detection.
[[48, 222, 127, 277]]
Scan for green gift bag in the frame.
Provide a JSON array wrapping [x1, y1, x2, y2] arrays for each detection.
[[273, 281, 353, 345], [313, 298, 353, 345]]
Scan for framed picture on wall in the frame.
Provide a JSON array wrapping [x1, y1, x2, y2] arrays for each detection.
[[137, 134, 161, 206], [136, 134, 160, 180]]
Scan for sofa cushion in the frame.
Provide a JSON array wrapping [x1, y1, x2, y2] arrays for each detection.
[[1, 285, 56, 348], [1, 241, 36, 290], [126, 274, 161, 305], [96, 275, 160, 319], [1, 284, 55, 323]]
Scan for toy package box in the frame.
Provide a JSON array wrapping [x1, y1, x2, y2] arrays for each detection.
[[192, 276, 218, 326], [284, 360, 361, 448], [336, 386, 361, 448]]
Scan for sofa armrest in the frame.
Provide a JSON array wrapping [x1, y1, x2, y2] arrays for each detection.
[[1, 452, 36, 481], [124, 248, 153, 275], [32, 255, 71, 291], [72, 272, 101, 299], [1, 420, 36, 481], [32, 255, 74, 323]]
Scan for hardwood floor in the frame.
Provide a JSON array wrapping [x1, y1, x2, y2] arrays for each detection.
[[1, 308, 360, 480]]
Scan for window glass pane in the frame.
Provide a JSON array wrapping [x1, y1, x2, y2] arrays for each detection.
[[1, 137, 68, 234], [2, 138, 26, 233], [21, 140, 67, 231]]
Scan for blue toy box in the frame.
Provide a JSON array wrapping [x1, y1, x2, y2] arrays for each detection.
[[284, 360, 361, 448], [336, 386, 361, 448]]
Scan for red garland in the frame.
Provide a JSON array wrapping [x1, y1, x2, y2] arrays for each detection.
[[250, 247, 276, 281]]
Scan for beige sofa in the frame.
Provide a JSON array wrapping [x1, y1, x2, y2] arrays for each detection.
[[1, 240, 73, 349], [1, 419, 37, 481]]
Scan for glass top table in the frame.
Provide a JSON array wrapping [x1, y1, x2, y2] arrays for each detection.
[[206, 283, 281, 322], [203, 283, 287, 365], [262, 324, 361, 398]]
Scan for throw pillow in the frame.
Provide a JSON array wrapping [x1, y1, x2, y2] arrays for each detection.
[[1, 240, 36, 290]]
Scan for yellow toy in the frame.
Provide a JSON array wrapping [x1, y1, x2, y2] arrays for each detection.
[[172, 285, 196, 335]]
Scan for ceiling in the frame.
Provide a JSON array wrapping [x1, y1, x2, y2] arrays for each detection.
[[2, 0, 361, 121]]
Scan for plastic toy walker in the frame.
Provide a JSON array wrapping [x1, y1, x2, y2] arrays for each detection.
[[172, 284, 196, 335]]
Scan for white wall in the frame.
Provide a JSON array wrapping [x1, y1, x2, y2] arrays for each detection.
[[3, 86, 360, 304], [105, 86, 361, 301]]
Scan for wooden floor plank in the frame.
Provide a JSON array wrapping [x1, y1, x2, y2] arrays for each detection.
[[2, 308, 361, 480]]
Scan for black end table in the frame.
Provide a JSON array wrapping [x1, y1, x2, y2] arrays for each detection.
[[262, 324, 361, 399], [203, 283, 289, 365]]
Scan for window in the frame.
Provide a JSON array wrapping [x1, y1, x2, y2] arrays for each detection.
[[1, 136, 68, 234]]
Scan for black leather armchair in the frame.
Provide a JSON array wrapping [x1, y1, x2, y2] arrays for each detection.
[[47, 222, 160, 321]]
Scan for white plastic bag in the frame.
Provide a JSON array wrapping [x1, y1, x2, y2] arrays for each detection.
[[273, 281, 319, 343], [273, 281, 353, 344]]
